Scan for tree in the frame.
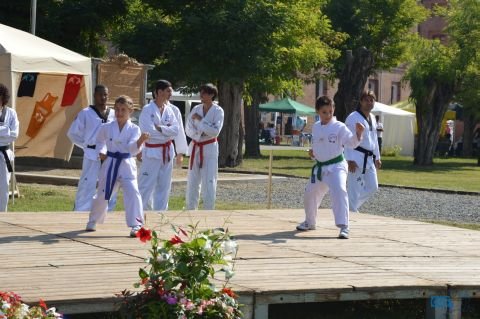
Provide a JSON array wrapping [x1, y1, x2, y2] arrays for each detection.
[[120, 0, 339, 166], [405, 0, 480, 165], [324, 0, 427, 121], [455, 67, 480, 157], [243, 0, 341, 158], [0, 0, 128, 57]]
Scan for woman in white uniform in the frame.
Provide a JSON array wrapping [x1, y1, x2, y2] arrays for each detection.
[[185, 83, 224, 210], [344, 90, 382, 213]]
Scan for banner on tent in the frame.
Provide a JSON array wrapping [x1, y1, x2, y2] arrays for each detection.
[[15, 73, 87, 161]]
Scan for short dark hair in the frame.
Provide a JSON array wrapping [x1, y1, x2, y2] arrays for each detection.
[[200, 83, 218, 101], [315, 95, 332, 111], [0, 83, 10, 107], [360, 90, 376, 101], [94, 84, 108, 94], [154, 80, 172, 96]]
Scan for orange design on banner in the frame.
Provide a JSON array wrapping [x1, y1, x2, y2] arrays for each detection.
[[26, 92, 58, 138], [61, 74, 83, 107]]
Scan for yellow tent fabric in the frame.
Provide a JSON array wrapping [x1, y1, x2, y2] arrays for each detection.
[[391, 100, 456, 136]]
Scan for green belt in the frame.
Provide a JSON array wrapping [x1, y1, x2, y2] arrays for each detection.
[[310, 153, 345, 183]]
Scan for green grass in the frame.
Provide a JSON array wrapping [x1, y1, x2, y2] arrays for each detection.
[[229, 151, 480, 192], [8, 183, 264, 212]]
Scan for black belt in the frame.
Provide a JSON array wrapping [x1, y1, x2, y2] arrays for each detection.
[[0, 145, 12, 173], [86, 145, 96, 149], [354, 146, 376, 174]]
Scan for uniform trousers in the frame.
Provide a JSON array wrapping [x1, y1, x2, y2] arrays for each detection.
[[75, 157, 116, 212], [89, 173, 144, 227], [347, 166, 378, 212], [304, 163, 349, 228], [0, 151, 12, 212], [186, 152, 218, 210], [138, 148, 175, 211]]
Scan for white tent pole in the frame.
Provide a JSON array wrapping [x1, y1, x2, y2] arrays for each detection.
[[30, 0, 37, 35]]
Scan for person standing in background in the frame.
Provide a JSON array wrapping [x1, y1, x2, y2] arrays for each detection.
[[0, 84, 19, 212], [68, 85, 116, 212], [375, 115, 384, 153], [185, 83, 224, 210], [344, 90, 381, 214]]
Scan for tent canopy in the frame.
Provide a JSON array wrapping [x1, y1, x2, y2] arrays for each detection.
[[259, 98, 316, 116], [0, 23, 91, 75], [0, 23, 92, 107], [372, 102, 416, 156]]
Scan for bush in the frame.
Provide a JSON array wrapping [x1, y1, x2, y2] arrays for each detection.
[[381, 145, 402, 157], [118, 224, 242, 319]]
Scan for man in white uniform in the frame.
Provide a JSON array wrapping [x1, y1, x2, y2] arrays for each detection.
[[67, 85, 116, 211], [344, 90, 382, 213], [138, 80, 180, 211], [185, 83, 224, 210], [0, 84, 19, 212]]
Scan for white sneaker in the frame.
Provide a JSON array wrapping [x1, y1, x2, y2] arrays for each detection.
[[296, 221, 316, 231], [130, 225, 142, 237], [338, 227, 349, 239], [85, 221, 96, 232]]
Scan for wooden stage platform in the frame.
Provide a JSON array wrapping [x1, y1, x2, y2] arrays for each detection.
[[1, 209, 480, 318]]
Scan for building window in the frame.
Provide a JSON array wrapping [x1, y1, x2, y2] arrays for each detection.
[[368, 79, 379, 99], [315, 79, 328, 99], [391, 82, 401, 104]]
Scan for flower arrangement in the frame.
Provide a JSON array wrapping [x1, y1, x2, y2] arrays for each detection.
[[0, 291, 62, 319], [119, 224, 242, 319]]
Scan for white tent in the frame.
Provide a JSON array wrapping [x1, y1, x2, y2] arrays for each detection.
[[0, 23, 92, 160], [0, 23, 92, 107], [372, 101, 416, 156]]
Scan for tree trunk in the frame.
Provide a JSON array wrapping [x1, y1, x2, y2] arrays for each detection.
[[462, 108, 474, 157], [414, 82, 455, 166], [218, 81, 243, 167], [237, 116, 244, 165], [244, 91, 267, 158], [334, 47, 375, 122]]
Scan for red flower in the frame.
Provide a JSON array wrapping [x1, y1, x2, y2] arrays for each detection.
[[136, 227, 152, 243], [222, 288, 237, 298], [39, 298, 47, 310], [169, 235, 184, 245]]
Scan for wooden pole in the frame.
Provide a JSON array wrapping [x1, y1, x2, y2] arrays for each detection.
[[267, 149, 273, 209]]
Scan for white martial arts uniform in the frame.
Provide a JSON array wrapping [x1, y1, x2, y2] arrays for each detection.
[[344, 110, 381, 212], [138, 101, 179, 211], [185, 103, 224, 210], [0, 106, 19, 212], [67, 106, 116, 211], [88, 120, 144, 228], [170, 103, 189, 158], [303, 118, 360, 228]]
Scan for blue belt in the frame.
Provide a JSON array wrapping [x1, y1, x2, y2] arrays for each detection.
[[105, 151, 130, 200]]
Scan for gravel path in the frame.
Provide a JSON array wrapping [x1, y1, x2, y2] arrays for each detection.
[[171, 177, 480, 225]]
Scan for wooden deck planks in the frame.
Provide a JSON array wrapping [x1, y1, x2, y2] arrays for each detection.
[[1, 209, 480, 317]]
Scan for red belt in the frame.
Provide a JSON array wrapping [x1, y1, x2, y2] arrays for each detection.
[[145, 141, 173, 164], [189, 138, 217, 170]]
